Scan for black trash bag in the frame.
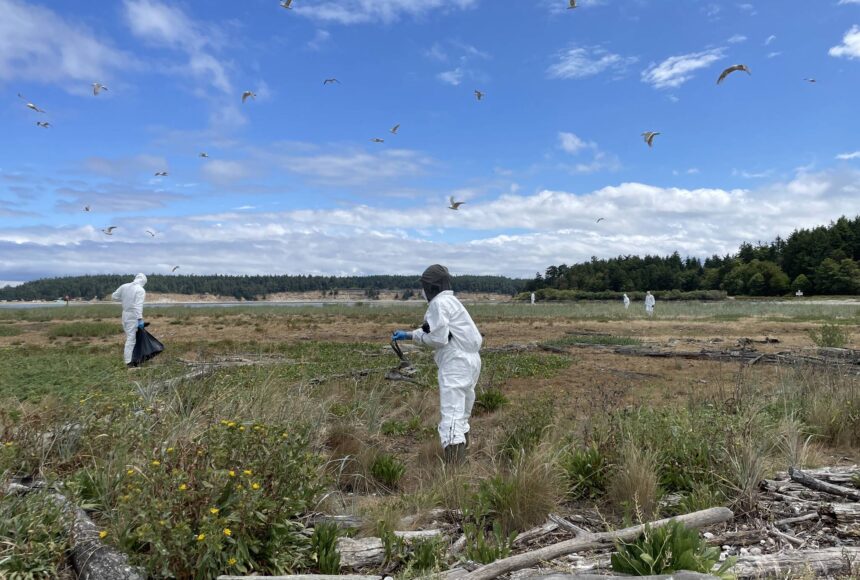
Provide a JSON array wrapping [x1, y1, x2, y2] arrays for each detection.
[[132, 327, 164, 365]]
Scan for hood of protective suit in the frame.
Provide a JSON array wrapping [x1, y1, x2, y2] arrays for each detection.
[[133, 273, 147, 287], [420, 264, 452, 302]]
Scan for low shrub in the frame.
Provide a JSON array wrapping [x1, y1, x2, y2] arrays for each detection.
[[0, 492, 72, 578], [381, 416, 423, 436], [311, 523, 340, 574], [609, 442, 660, 519], [475, 387, 508, 414], [808, 323, 850, 348], [371, 453, 406, 489], [611, 520, 736, 578], [498, 397, 555, 458], [463, 519, 516, 564], [560, 444, 609, 500]]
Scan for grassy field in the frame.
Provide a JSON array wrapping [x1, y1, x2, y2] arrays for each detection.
[[0, 300, 858, 577]]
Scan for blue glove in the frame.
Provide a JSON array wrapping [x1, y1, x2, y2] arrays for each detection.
[[392, 330, 411, 341], [137, 320, 145, 329]]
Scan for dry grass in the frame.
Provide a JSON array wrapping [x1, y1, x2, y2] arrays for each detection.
[[609, 441, 660, 519]]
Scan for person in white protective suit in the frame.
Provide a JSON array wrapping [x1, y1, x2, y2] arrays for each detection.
[[623, 293, 630, 310], [644, 291, 656, 317], [530, 292, 536, 305], [112, 273, 147, 367], [392, 265, 482, 464]]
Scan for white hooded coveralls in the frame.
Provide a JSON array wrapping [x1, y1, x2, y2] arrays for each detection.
[[411, 291, 482, 448], [645, 293, 655, 315], [623, 294, 630, 309], [112, 274, 147, 364]]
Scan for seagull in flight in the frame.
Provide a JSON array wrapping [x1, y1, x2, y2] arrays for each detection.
[[92, 82, 108, 96], [596, 217, 605, 223], [84, 206, 91, 212], [474, 90, 484, 101], [280, 0, 293, 8], [146, 230, 156, 237], [36, 121, 51, 128], [242, 90, 256, 103], [804, 78, 817, 84], [171, 266, 180, 273], [717, 64, 751, 84], [370, 138, 385, 143], [154, 171, 168, 177], [389, 124, 400, 135], [199, 152, 209, 158], [323, 78, 340, 85], [18, 93, 45, 113], [568, 0, 577, 8], [448, 196, 465, 210], [641, 131, 660, 148], [102, 226, 117, 235]]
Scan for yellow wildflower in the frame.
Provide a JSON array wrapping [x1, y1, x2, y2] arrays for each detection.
[[220, 419, 229, 426], [236, 484, 244, 491], [282, 432, 288, 438], [227, 558, 237, 566], [167, 447, 175, 453], [178, 483, 188, 491], [99, 530, 108, 539], [151, 460, 161, 466], [228, 470, 236, 477], [239, 426, 245, 432], [251, 482, 260, 491], [159, 520, 167, 526], [223, 528, 232, 536], [210, 507, 219, 515], [197, 533, 206, 541], [4, 442, 13, 447], [242, 469, 252, 476], [126, 469, 134, 476], [226, 421, 236, 428]]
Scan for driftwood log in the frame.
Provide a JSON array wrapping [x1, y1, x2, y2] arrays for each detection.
[[459, 507, 734, 580], [789, 466, 860, 501], [5, 483, 143, 580], [733, 547, 860, 579], [218, 576, 383, 580], [533, 574, 719, 580], [338, 530, 447, 569]]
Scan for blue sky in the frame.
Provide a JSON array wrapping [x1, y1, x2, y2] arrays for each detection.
[[1, 0, 859, 284]]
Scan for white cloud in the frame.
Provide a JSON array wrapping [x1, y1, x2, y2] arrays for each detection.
[[547, 46, 638, 80], [277, 148, 435, 186], [836, 151, 860, 160], [732, 168, 775, 179], [764, 34, 776, 45], [738, 3, 757, 15], [201, 160, 253, 184], [838, 0, 860, 4], [437, 68, 464, 86], [306, 29, 331, 51], [0, 0, 130, 92], [558, 132, 589, 155], [123, 0, 231, 94], [830, 25, 860, 59], [767, 51, 782, 59], [641, 47, 725, 89], [4, 169, 858, 280], [727, 34, 747, 44], [83, 155, 168, 178], [294, 0, 477, 25]]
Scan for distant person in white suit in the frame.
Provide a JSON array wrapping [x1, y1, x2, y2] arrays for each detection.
[[530, 292, 536, 305], [644, 291, 656, 317], [112, 273, 147, 367], [623, 293, 630, 310]]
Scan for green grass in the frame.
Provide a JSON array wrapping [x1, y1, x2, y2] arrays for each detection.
[[546, 334, 641, 347], [0, 325, 22, 337], [48, 321, 119, 338]]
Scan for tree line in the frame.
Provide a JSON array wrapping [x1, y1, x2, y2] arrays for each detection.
[[525, 216, 860, 297], [0, 274, 528, 301]]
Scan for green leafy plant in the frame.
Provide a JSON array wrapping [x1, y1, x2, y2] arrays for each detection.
[[48, 322, 119, 338], [611, 520, 736, 578], [808, 323, 849, 348], [476, 387, 508, 414], [463, 519, 516, 564], [371, 453, 406, 489], [560, 444, 608, 500], [498, 397, 555, 458], [0, 492, 73, 579], [311, 522, 341, 574], [381, 416, 423, 436], [408, 536, 446, 572]]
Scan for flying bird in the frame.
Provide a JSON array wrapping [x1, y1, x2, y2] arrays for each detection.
[[199, 152, 209, 158], [17, 93, 45, 113], [804, 78, 817, 83], [389, 124, 400, 135], [474, 90, 484, 101], [36, 121, 51, 128], [92, 82, 108, 96], [596, 217, 605, 223], [717, 64, 751, 84], [84, 206, 91, 212], [323, 78, 340, 85], [171, 266, 180, 273], [568, 0, 577, 8], [448, 196, 465, 210], [102, 226, 117, 235], [641, 131, 660, 148], [242, 90, 256, 103], [154, 171, 168, 177], [370, 138, 385, 143], [146, 230, 156, 237], [280, 0, 293, 8]]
